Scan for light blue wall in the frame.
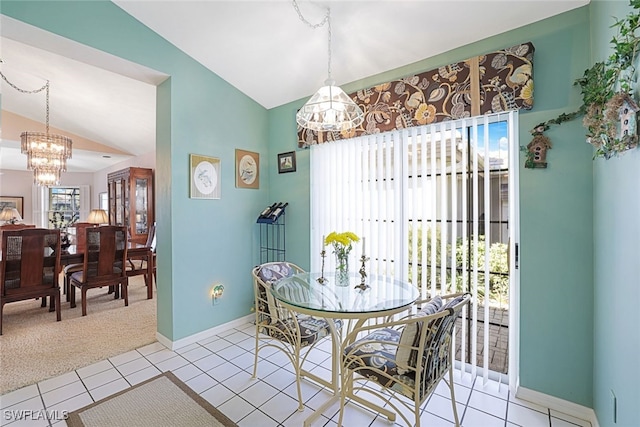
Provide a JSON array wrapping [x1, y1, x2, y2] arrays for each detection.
[[267, 107, 311, 270], [590, 2, 640, 426], [1, 1, 270, 341], [269, 7, 595, 407], [10, 2, 639, 420]]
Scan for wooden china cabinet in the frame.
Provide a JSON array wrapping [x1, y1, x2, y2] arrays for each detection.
[[107, 167, 154, 244]]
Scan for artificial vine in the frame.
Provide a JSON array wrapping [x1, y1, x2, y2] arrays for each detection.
[[526, 0, 640, 161]]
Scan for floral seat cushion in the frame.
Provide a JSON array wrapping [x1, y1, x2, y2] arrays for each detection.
[[255, 262, 341, 345], [255, 262, 298, 321], [260, 316, 342, 347], [257, 263, 295, 284], [343, 328, 421, 400], [395, 295, 443, 374]]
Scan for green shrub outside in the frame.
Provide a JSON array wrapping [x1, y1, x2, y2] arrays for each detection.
[[408, 224, 509, 307]]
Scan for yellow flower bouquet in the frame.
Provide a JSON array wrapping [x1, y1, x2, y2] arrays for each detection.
[[324, 231, 359, 284]]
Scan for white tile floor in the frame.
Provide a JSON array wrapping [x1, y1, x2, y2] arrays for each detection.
[[0, 322, 592, 427]]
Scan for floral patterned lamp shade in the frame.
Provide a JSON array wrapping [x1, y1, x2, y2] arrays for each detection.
[[0, 207, 22, 224], [87, 209, 108, 225]]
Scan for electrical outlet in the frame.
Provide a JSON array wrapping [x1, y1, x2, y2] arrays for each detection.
[[610, 389, 617, 424]]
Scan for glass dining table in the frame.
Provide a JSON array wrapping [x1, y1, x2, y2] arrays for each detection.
[[271, 271, 419, 426]]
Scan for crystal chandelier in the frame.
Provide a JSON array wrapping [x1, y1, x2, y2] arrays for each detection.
[[0, 69, 72, 186], [293, 1, 364, 132]]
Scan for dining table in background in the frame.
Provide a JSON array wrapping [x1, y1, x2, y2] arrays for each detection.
[[271, 271, 419, 427], [1, 231, 155, 312]]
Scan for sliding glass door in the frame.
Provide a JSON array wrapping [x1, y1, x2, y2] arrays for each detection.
[[310, 111, 519, 386]]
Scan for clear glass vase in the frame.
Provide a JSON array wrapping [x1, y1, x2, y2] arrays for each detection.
[[335, 255, 350, 286]]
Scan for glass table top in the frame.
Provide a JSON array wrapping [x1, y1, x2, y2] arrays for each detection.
[[271, 272, 419, 315]]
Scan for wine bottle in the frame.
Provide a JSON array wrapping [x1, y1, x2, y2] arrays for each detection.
[[270, 202, 288, 221], [259, 202, 278, 219], [269, 202, 284, 218]]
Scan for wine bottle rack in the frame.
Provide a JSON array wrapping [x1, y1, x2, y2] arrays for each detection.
[[256, 201, 288, 224], [257, 202, 287, 263]]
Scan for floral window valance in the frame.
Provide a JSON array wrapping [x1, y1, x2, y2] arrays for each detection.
[[297, 42, 534, 148]]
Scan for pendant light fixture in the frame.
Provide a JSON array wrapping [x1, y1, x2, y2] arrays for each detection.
[[0, 65, 72, 186], [293, 1, 364, 132]]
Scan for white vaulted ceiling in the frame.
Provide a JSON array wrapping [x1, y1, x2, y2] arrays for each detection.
[[0, 0, 589, 172]]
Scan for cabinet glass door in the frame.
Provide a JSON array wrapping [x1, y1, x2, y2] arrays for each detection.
[[115, 180, 123, 225], [135, 178, 149, 234], [107, 167, 153, 244]]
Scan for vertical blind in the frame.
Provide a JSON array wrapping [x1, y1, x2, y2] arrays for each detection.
[[310, 111, 518, 385]]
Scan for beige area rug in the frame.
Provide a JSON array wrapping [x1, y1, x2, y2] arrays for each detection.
[[0, 275, 157, 394], [67, 371, 237, 427]]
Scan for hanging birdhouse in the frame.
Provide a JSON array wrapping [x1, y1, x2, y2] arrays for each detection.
[[525, 134, 552, 168], [615, 93, 639, 140]]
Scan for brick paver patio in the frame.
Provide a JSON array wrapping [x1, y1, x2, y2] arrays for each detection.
[[455, 306, 509, 374]]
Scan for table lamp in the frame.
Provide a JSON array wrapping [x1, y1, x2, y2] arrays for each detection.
[[0, 207, 22, 224], [87, 209, 109, 225]]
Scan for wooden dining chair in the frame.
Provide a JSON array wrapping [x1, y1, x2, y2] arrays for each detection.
[[0, 224, 47, 306], [338, 292, 471, 427], [0, 223, 36, 245], [0, 228, 62, 335], [63, 222, 93, 301], [126, 222, 156, 287], [69, 225, 129, 316]]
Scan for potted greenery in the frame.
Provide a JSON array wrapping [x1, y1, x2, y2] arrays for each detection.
[[530, 0, 640, 160], [49, 211, 79, 249]]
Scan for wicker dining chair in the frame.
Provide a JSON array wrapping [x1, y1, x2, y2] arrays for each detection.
[[251, 261, 339, 411], [338, 292, 471, 427], [0, 228, 62, 335]]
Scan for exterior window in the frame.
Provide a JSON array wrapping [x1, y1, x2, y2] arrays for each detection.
[[48, 187, 81, 230], [33, 185, 90, 229]]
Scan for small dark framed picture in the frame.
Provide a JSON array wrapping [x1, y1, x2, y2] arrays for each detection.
[[278, 151, 296, 174]]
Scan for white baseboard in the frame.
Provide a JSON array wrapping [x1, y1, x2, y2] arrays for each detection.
[[156, 314, 254, 351], [516, 386, 600, 427]]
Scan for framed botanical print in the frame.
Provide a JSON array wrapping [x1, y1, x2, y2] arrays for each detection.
[[277, 151, 297, 173], [235, 149, 259, 189], [190, 154, 221, 199]]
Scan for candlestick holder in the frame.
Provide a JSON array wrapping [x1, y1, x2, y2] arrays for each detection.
[[355, 253, 369, 291], [317, 247, 327, 285]]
